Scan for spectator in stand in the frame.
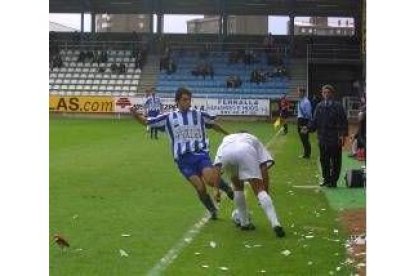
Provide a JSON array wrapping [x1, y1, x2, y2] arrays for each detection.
[[226, 75, 242, 88], [203, 63, 214, 80], [166, 59, 177, 75], [250, 69, 266, 84], [135, 52, 142, 69], [86, 50, 94, 62], [160, 46, 171, 71], [243, 50, 252, 65], [99, 50, 108, 63], [263, 32, 275, 53], [250, 69, 260, 84], [119, 63, 126, 74], [51, 55, 63, 69], [110, 63, 118, 74], [78, 51, 86, 63]]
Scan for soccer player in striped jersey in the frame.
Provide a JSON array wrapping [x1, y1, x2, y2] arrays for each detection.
[[130, 87, 232, 219], [144, 87, 163, 139]]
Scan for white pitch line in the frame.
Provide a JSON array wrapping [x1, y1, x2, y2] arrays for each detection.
[[146, 213, 210, 276], [265, 127, 285, 148], [146, 127, 283, 275]]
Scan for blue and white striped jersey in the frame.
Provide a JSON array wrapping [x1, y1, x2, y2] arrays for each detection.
[[147, 108, 216, 160], [144, 95, 162, 113]]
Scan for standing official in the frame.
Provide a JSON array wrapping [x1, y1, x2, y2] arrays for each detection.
[[308, 84, 348, 188], [297, 87, 312, 159]]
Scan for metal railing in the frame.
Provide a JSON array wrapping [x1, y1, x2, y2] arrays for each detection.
[[307, 43, 361, 61]]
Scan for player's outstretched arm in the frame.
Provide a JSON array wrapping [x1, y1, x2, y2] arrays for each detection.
[[130, 106, 148, 126], [211, 122, 229, 135]]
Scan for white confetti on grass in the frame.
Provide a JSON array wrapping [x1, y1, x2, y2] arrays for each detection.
[[281, 249, 291, 256], [72, 214, 79, 219], [219, 266, 229, 271], [259, 269, 267, 273], [201, 264, 209, 268], [209, 241, 217, 248], [307, 261, 313, 265], [121, 234, 131, 237], [194, 252, 201, 256], [119, 249, 129, 257]]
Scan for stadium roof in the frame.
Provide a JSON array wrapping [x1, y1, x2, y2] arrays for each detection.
[[49, 0, 360, 17], [49, 21, 79, 32]]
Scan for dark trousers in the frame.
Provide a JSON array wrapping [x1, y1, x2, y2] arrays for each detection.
[[319, 142, 342, 186], [297, 118, 311, 157], [150, 127, 158, 139]]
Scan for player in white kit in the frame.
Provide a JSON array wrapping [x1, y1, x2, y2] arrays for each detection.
[[214, 131, 285, 237]]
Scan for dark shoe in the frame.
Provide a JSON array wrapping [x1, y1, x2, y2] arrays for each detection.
[[319, 181, 328, 187], [210, 211, 218, 220], [273, 226, 286, 237], [300, 155, 310, 159], [226, 190, 234, 200], [240, 223, 256, 231], [327, 183, 337, 188]]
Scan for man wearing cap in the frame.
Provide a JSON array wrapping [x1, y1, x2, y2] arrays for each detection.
[[308, 84, 348, 188]]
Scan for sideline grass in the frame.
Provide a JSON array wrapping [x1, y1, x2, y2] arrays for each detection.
[[50, 118, 354, 275]]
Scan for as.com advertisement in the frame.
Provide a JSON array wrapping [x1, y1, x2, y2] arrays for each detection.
[[49, 96, 114, 113]]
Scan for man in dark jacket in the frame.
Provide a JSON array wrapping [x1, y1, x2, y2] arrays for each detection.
[[308, 84, 348, 188]]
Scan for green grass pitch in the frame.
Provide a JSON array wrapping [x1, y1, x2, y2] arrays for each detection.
[[50, 117, 354, 275]]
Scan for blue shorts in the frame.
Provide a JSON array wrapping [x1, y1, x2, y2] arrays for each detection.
[[176, 151, 213, 179]]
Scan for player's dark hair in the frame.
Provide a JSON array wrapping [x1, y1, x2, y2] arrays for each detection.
[[298, 87, 306, 94], [175, 87, 192, 102]]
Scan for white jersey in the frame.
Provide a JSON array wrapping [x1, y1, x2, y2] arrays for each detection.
[[147, 108, 216, 160], [214, 133, 274, 180]]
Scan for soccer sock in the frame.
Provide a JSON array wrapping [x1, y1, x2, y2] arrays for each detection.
[[198, 192, 217, 214], [257, 191, 281, 228], [218, 178, 234, 200], [234, 191, 249, 226]]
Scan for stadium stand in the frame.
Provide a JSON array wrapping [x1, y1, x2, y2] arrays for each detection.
[[156, 48, 290, 99], [49, 48, 141, 96]]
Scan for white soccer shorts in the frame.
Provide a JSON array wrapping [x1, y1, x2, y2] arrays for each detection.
[[215, 142, 262, 180]]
